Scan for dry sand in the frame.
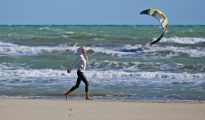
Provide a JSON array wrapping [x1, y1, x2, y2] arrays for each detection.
[[0, 99, 205, 120]]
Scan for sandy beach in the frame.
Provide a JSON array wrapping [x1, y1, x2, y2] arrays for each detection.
[[0, 99, 204, 120]]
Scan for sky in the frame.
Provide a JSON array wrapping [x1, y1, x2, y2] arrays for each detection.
[[0, 0, 205, 25]]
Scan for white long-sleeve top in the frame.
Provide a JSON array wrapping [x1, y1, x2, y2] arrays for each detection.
[[69, 54, 86, 72]]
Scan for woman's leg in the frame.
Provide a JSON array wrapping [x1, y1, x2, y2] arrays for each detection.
[[78, 72, 92, 100], [64, 76, 81, 99], [69, 78, 81, 92]]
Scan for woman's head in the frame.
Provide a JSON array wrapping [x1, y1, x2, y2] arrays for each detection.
[[76, 46, 89, 64], [77, 46, 86, 55]]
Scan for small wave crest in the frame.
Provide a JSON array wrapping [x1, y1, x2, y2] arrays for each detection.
[[0, 41, 134, 56], [161, 37, 205, 44], [0, 41, 78, 56], [121, 44, 205, 57], [148, 46, 205, 57], [1, 64, 204, 85], [1, 39, 205, 58]]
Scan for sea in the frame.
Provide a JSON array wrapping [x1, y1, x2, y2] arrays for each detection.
[[0, 25, 205, 101]]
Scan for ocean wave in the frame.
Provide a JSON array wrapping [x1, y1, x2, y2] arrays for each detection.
[[161, 37, 205, 44], [1, 64, 205, 85], [60, 31, 75, 38], [0, 41, 77, 55], [1, 41, 205, 58], [39, 27, 51, 31], [0, 41, 134, 56], [146, 46, 205, 57], [88, 70, 205, 82], [91, 61, 205, 73], [0, 64, 69, 79], [121, 44, 205, 58]]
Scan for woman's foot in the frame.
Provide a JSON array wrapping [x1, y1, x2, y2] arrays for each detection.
[[86, 97, 93, 100], [64, 92, 70, 99], [85, 92, 92, 100]]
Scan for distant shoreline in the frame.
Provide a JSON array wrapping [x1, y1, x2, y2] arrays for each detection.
[[1, 96, 205, 104]]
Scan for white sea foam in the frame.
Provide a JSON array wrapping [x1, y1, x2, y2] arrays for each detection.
[[122, 44, 205, 57], [0, 41, 77, 55], [161, 37, 205, 44], [0, 41, 205, 58], [145, 45, 205, 57], [0, 64, 69, 79], [1, 64, 204, 85], [39, 27, 51, 31], [64, 31, 75, 35], [0, 41, 134, 56]]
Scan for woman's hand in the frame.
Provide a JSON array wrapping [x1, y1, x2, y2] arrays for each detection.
[[67, 69, 71, 73]]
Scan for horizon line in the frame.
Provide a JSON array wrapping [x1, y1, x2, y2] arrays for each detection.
[[0, 24, 205, 26]]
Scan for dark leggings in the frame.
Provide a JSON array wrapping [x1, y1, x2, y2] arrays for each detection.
[[69, 70, 89, 92]]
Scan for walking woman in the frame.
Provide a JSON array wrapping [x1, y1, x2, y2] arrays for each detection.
[[64, 46, 92, 100]]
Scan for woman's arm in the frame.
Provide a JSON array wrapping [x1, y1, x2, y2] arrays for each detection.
[[67, 56, 81, 73]]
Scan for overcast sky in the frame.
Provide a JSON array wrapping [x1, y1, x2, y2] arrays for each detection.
[[0, 0, 204, 25]]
